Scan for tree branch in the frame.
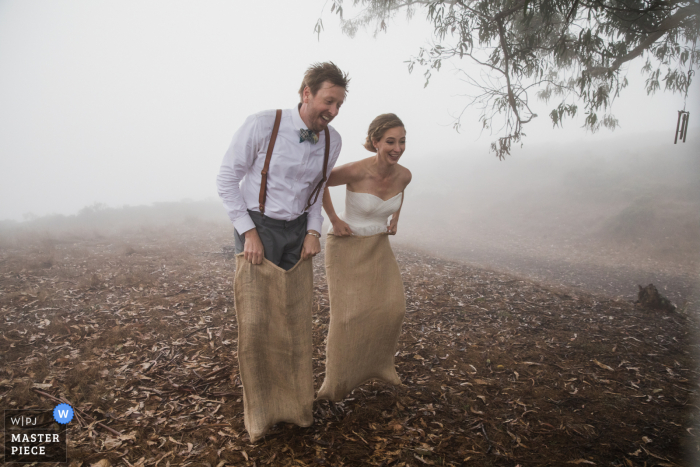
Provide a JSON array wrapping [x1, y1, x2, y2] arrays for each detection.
[[495, 17, 522, 125], [493, 0, 528, 21], [588, 3, 700, 76]]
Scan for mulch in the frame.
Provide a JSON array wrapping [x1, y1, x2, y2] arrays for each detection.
[[0, 224, 698, 466]]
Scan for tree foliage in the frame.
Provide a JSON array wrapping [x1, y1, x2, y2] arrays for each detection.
[[319, 0, 700, 158]]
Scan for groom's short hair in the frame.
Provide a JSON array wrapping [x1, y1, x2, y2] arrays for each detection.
[[298, 62, 350, 101]]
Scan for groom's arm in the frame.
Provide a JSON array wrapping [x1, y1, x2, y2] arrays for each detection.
[[216, 114, 262, 235], [301, 132, 343, 259], [217, 113, 267, 264]]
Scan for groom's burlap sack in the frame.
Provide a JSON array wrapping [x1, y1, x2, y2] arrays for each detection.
[[234, 256, 314, 442], [317, 234, 406, 401]]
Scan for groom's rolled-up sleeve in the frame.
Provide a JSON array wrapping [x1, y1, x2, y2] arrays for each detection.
[[306, 133, 343, 234], [216, 115, 261, 235]]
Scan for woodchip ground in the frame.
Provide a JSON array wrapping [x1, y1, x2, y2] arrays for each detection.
[[1, 221, 698, 466]]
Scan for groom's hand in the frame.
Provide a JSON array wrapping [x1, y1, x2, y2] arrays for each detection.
[[243, 228, 264, 265], [301, 231, 321, 260]]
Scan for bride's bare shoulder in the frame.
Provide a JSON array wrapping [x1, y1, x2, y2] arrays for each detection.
[[328, 159, 368, 186], [345, 157, 376, 176], [396, 164, 412, 187]]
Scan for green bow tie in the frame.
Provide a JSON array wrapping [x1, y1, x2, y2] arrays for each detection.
[[299, 128, 319, 144]]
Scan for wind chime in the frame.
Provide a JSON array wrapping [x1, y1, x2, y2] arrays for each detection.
[[674, 51, 695, 144], [674, 110, 689, 144]]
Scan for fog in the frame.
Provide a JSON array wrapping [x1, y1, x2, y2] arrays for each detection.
[[1, 0, 699, 307], [392, 131, 700, 308], [3, 128, 698, 313]]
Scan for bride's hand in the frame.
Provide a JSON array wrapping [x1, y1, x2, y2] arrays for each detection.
[[387, 217, 398, 235], [332, 218, 353, 237]]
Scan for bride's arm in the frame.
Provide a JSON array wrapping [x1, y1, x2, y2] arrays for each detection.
[[323, 162, 362, 236], [326, 161, 360, 187], [388, 168, 412, 235], [387, 192, 403, 235], [323, 187, 353, 236]]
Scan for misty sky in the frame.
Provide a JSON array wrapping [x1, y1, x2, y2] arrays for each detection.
[[1, 0, 698, 221]]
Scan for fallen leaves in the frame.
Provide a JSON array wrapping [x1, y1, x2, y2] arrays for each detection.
[[592, 359, 614, 371], [0, 225, 696, 466], [388, 420, 404, 432]]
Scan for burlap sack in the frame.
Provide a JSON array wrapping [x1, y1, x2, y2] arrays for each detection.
[[234, 255, 314, 442], [317, 233, 406, 402]]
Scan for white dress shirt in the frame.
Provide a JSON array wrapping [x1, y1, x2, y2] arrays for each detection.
[[217, 107, 342, 235]]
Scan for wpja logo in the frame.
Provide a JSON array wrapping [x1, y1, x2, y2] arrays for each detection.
[[9, 415, 38, 426], [4, 406, 68, 463]]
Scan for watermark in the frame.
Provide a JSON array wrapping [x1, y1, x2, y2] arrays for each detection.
[[4, 406, 68, 463], [53, 404, 74, 425]]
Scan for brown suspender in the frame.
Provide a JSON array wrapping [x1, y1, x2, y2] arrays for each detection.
[[258, 109, 330, 216], [258, 109, 282, 214], [305, 126, 330, 212]]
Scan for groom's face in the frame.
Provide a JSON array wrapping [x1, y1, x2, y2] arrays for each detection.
[[300, 81, 345, 133]]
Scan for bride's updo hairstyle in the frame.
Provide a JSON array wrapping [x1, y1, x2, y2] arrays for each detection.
[[363, 113, 405, 152]]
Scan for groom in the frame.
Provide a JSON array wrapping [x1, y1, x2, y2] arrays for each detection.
[[216, 62, 349, 269], [216, 62, 349, 442]]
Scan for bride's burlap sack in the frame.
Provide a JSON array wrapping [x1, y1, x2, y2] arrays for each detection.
[[234, 255, 314, 442], [317, 233, 406, 401]]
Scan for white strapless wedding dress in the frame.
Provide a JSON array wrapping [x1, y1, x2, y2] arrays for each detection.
[[327, 189, 403, 236]]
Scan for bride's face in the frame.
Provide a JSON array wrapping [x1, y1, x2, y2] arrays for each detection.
[[374, 126, 406, 164]]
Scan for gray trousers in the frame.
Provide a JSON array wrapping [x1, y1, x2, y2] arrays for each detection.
[[234, 210, 308, 271]]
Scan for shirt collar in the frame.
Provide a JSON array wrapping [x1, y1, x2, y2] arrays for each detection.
[[293, 104, 329, 143], [293, 103, 308, 132]]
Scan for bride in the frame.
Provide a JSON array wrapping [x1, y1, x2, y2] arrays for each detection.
[[317, 113, 412, 402]]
